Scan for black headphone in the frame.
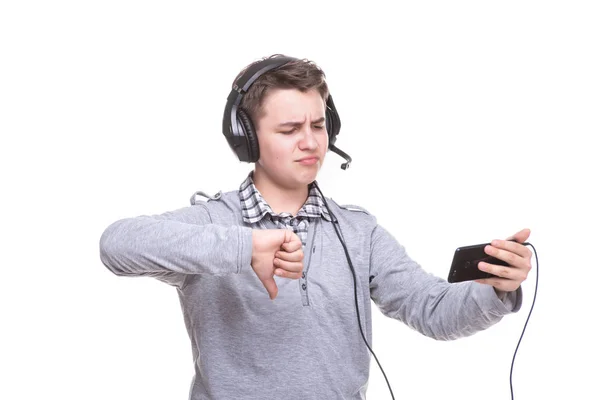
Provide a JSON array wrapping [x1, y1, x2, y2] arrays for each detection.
[[222, 56, 352, 170]]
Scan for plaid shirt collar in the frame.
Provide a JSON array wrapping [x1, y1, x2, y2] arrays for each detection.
[[239, 171, 332, 224]]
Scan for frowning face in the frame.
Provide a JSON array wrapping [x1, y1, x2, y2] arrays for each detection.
[[253, 88, 329, 191]]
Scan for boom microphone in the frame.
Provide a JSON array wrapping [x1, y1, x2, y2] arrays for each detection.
[[330, 144, 352, 170]]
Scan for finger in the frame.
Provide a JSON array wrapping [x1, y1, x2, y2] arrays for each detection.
[[262, 277, 279, 300], [478, 261, 527, 282], [281, 239, 302, 253], [505, 228, 531, 244], [275, 249, 304, 262], [475, 277, 520, 292], [273, 258, 304, 273], [274, 268, 302, 280], [281, 242, 302, 253], [490, 239, 532, 259], [484, 245, 531, 270], [281, 230, 302, 250]]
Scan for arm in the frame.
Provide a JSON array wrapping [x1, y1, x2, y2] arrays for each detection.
[[369, 224, 522, 341], [99, 204, 253, 287]]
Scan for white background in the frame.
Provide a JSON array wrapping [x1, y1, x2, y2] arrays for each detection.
[[1, 1, 598, 399]]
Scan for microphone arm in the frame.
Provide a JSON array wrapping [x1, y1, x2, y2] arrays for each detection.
[[330, 144, 352, 170]]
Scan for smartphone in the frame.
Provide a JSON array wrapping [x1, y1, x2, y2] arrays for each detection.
[[447, 242, 509, 283]]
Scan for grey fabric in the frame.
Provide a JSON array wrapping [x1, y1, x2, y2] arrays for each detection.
[[99, 188, 522, 400]]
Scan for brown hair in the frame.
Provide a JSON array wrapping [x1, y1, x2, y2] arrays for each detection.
[[233, 54, 329, 127]]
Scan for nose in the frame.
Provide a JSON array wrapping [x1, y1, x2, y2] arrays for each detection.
[[298, 126, 318, 151]]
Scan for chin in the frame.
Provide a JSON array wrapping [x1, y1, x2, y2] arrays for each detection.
[[283, 173, 317, 188], [300, 172, 320, 185]]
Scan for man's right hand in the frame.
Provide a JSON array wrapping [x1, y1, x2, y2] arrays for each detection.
[[251, 229, 304, 300]]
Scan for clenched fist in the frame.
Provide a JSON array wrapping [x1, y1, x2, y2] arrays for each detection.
[[251, 229, 304, 300]]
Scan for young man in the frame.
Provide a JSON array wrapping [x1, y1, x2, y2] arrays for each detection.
[[99, 54, 532, 400]]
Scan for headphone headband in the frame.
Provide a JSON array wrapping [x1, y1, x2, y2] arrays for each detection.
[[235, 56, 297, 94]]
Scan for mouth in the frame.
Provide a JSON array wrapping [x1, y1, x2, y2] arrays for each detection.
[[296, 156, 319, 165], [296, 156, 319, 162]]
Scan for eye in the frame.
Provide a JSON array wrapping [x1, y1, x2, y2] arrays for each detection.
[[281, 128, 296, 135], [313, 125, 325, 130]]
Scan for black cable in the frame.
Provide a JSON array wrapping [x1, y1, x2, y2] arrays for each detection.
[[511, 243, 538, 400], [314, 182, 537, 400], [313, 182, 396, 400]]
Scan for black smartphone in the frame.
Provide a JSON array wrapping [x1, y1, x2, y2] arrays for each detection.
[[447, 242, 509, 283]]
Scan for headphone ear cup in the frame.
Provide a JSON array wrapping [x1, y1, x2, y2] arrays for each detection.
[[326, 108, 335, 147], [326, 96, 341, 147], [238, 109, 260, 162]]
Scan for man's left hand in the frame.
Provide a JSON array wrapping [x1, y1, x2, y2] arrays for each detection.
[[476, 228, 532, 293]]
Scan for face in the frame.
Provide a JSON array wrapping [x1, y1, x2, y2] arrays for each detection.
[[254, 88, 328, 190]]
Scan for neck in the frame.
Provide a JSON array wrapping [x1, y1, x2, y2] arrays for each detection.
[[252, 169, 309, 216]]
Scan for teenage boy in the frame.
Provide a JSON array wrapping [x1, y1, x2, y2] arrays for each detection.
[[99, 54, 532, 400]]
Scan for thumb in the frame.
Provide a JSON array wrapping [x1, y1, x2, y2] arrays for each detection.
[[262, 277, 279, 300], [506, 228, 531, 243]]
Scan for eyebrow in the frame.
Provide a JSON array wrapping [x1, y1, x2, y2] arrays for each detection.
[[277, 117, 325, 128]]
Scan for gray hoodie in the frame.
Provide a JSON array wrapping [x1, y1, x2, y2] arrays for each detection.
[[99, 189, 521, 400]]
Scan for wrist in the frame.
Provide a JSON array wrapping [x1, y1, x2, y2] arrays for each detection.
[[494, 287, 508, 301]]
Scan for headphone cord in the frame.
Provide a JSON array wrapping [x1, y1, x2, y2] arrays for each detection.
[[511, 242, 538, 400], [314, 182, 537, 400], [313, 182, 396, 400]]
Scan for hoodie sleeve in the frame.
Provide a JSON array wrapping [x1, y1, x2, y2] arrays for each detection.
[[369, 224, 522, 341], [99, 203, 253, 288]]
